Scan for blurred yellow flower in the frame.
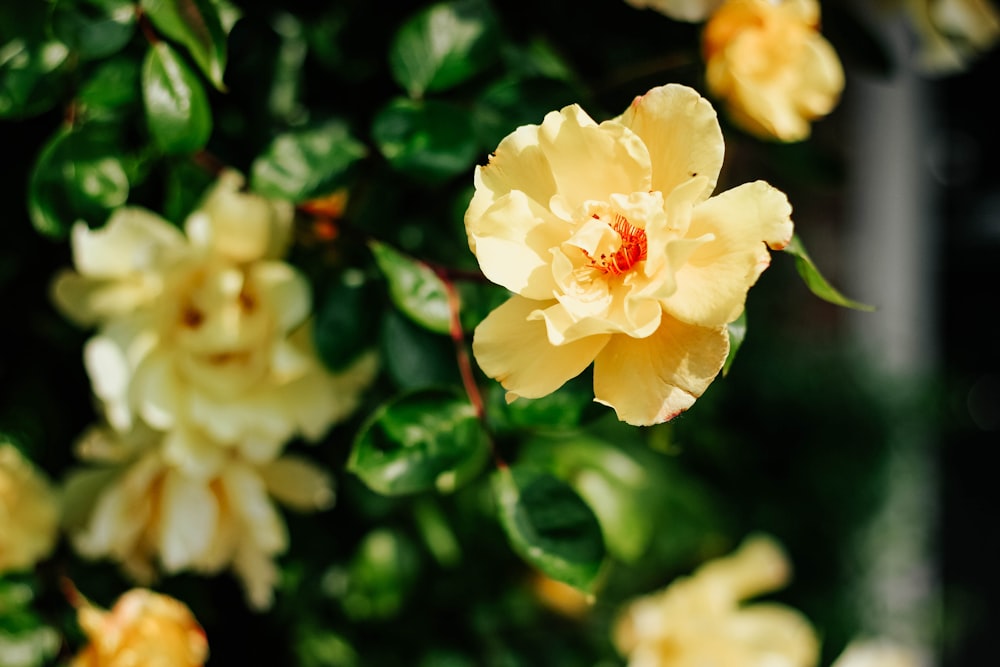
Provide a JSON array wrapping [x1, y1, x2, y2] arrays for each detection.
[[614, 534, 819, 667], [466, 84, 792, 425], [624, 0, 723, 22], [0, 443, 60, 574], [901, 0, 1000, 74], [702, 0, 844, 141], [63, 425, 334, 609], [51, 171, 377, 459], [70, 587, 208, 667]]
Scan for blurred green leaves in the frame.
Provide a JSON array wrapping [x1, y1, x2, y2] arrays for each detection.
[[372, 98, 479, 184], [50, 0, 136, 62], [141, 0, 230, 90], [142, 41, 212, 154]]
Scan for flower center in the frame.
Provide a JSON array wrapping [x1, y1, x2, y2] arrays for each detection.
[[586, 214, 648, 276]]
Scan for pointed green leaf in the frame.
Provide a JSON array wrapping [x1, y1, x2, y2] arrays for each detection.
[[784, 234, 875, 311], [492, 465, 605, 592], [142, 41, 212, 154], [27, 124, 130, 238], [389, 0, 499, 98], [141, 0, 229, 89], [372, 97, 478, 184], [50, 0, 136, 61], [723, 310, 747, 377], [250, 120, 367, 202], [348, 389, 490, 496], [369, 240, 451, 335]]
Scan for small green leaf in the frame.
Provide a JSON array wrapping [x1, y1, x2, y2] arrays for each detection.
[[28, 124, 130, 238], [50, 0, 136, 61], [784, 234, 875, 311], [142, 41, 212, 154], [723, 310, 747, 377], [492, 465, 605, 592], [141, 0, 229, 89], [250, 120, 367, 202], [0, 17, 71, 119], [389, 0, 499, 98], [372, 97, 478, 184], [369, 240, 450, 335], [77, 57, 141, 114], [379, 309, 460, 391], [348, 389, 490, 496], [338, 529, 421, 621]]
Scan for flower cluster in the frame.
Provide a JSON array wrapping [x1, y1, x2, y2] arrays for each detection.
[[466, 84, 792, 425], [52, 171, 377, 608], [613, 534, 819, 667]]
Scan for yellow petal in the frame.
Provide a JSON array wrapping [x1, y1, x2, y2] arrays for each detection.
[[722, 603, 820, 667], [664, 181, 792, 326], [71, 210, 185, 278], [158, 470, 218, 572], [472, 295, 610, 400], [248, 261, 312, 333], [592, 316, 728, 426], [467, 190, 567, 299], [614, 84, 724, 202], [261, 455, 335, 511]]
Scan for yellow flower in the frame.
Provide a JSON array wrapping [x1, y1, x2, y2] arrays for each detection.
[[702, 0, 844, 141], [614, 534, 819, 667], [70, 588, 208, 667], [0, 443, 60, 574], [624, 0, 724, 22], [51, 171, 377, 458], [902, 0, 1000, 74], [63, 425, 334, 609], [466, 84, 792, 426]]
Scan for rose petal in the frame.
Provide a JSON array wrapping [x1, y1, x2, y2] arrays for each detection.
[[158, 469, 218, 572]]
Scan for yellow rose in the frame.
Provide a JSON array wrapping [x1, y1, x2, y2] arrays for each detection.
[[466, 84, 792, 426], [63, 425, 334, 610], [623, 0, 724, 22], [51, 171, 377, 458], [901, 0, 1000, 74], [614, 535, 820, 667], [70, 588, 208, 667], [0, 443, 60, 573], [702, 0, 844, 141]]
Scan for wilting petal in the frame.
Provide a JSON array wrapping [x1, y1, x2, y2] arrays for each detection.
[[665, 181, 793, 326], [468, 190, 568, 299], [473, 295, 611, 400], [537, 104, 651, 210], [614, 84, 724, 202], [593, 316, 728, 425]]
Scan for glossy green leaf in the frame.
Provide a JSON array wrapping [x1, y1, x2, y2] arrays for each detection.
[[313, 270, 381, 371], [372, 98, 478, 184], [76, 57, 141, 116], [492, 465, 605, 592], [379, 309, 460, 391], [141, 0, 229, 89], [723, 310, 747, 377], [50, 0, 136, 61], [389, 0, 499, 98], [784, 234, 875, 311], [0, 5, 71, 119], [251, 120, 367, 202], [348, 388, 490, 496], [369, 240, 451, 335], [142, 41, 212, 154], [27, 124, 130, 238]]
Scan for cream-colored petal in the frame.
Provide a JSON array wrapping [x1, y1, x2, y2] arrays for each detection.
[[614, 84, 724, 202], [231, 541, 279, 610], [84, 336, 134, 432], [593, 316, 728, 426], [221, 464, 287, 554], [722, 603, 820, 667], [132, 351, 183, 430], [261, 455, 335, 511], [795, 35, 845, 118], [161, 428, 226, 479], [472, 295, 611, 400], [248, 261, 312, 333], [623, 0, 723, 22], [158, 469, 218, 572], [71, 210, 185, 278], [467, 190, 568, 299], [50, 271, 161, 326], [665, 181, 792, 326], [537, 104, 652, 210]]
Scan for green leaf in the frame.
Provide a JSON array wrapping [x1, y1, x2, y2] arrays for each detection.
[[784, 234, 875, 311], [0, 5, 72, 119], [338, 529, 421, 620], [27, 124, 130, 238], [141, 0, 229, 89], [379, 309, 460, 390], [473, 76, 579, 150], [369, 240, 450, 335], [313, 270, 381, 371], [348, 389, 490, 496], [250, 120, 367, 202], [492, 465, 605, 592], [723, 310, 747, 377], [389, 0, 499, 98], [372, 97, 478, 184], [141, 41, 212, 154], [76, 57, 141, 116], [50, 0, 136, 61]]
